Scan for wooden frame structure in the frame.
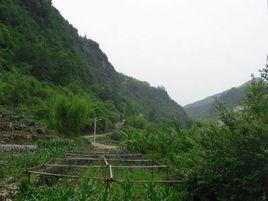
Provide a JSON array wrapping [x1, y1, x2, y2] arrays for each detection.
[[26, 151, 184, 184]]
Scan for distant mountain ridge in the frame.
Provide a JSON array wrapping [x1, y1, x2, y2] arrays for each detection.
[[184, 80, 252, 120]]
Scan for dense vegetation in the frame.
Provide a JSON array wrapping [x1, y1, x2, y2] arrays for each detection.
[[18, 175, 181, 201], [121, 66, 268, 200], [184, 80, 252, 120], [0, 0, 191, 129], [0, 70, 119, 135]]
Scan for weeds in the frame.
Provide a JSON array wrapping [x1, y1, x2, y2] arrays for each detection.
[[122, 181, 133, 201], [1, 138, 88, 181]]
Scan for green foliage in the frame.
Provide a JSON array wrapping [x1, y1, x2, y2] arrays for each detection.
[[146, 184, 159, 201], [121, 121, 181, 159], [52, 95, 89, 136], [122, 181, 134, 201], [0, 69, 120, 135], [0, 138, 88, 179], [122, 67, 268, 201], [127, 115, 149, 130], [0, 71, 51, 106], [19, 179, 182, 201], [20, 184, 74, 201], [121, 128, 147, 153], [72, 178, 96, 201]]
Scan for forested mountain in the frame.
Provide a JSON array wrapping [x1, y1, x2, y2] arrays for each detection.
[[184, 80, 253, 120], [0, 0, 191, 128]]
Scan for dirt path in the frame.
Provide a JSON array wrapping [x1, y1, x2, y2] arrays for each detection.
[[91, 142, 117, 151], [83, 132, 113, 140], [83, 121, 124, 151]]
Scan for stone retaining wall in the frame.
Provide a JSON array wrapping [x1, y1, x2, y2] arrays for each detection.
[[0, 144, 37, 153]]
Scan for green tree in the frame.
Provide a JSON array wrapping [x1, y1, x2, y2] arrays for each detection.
[[179, 64, 268, 201], [53, 95, 89, 136]]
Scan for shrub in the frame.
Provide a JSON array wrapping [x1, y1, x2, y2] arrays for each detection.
[[52, 95, 89, 136], [127, 115, 148, 130]]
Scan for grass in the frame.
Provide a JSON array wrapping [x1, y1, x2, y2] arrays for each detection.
[[0, 137, 89, 188]]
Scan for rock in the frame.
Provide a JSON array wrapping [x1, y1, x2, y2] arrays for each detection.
[[7, 178, 15, 185], [8, 183, 19, 193], [0, 189, 10, 199], [0, 183, 19, 201]]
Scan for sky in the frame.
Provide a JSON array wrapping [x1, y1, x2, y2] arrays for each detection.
[[52, 0, 268, 106]]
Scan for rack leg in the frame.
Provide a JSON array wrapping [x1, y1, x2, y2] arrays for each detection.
[[166, 169, 169, 180], [27, 172, 31, 184]]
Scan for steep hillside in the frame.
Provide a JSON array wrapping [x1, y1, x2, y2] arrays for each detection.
[[184, 80, 252, 120], [0, 0, 191, 127]]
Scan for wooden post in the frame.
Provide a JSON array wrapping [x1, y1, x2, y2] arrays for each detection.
[[27, 172, 31, 184], [151, 167, 154, 179], [93, 118, 96, 144], [166, 169, 169, 180], [109, 165, 113, 180]]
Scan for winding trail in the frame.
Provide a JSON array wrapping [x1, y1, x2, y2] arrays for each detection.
[[83, 121, 124, 151], [91, 142, 117, 151], [83, 132, 113, 140]]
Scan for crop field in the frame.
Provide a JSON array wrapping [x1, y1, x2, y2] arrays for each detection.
[[1, 138, 183, 201]]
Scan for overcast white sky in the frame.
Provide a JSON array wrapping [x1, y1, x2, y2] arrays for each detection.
[[52, 0, 268, 106]]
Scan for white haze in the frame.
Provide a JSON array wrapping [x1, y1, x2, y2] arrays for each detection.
[[52, 0, 268, 106]]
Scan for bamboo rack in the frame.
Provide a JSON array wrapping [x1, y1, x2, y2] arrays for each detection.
[[25, 151, 184, 185]]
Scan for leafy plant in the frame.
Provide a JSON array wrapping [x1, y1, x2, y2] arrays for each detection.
[[52, 95, 89, 136]]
